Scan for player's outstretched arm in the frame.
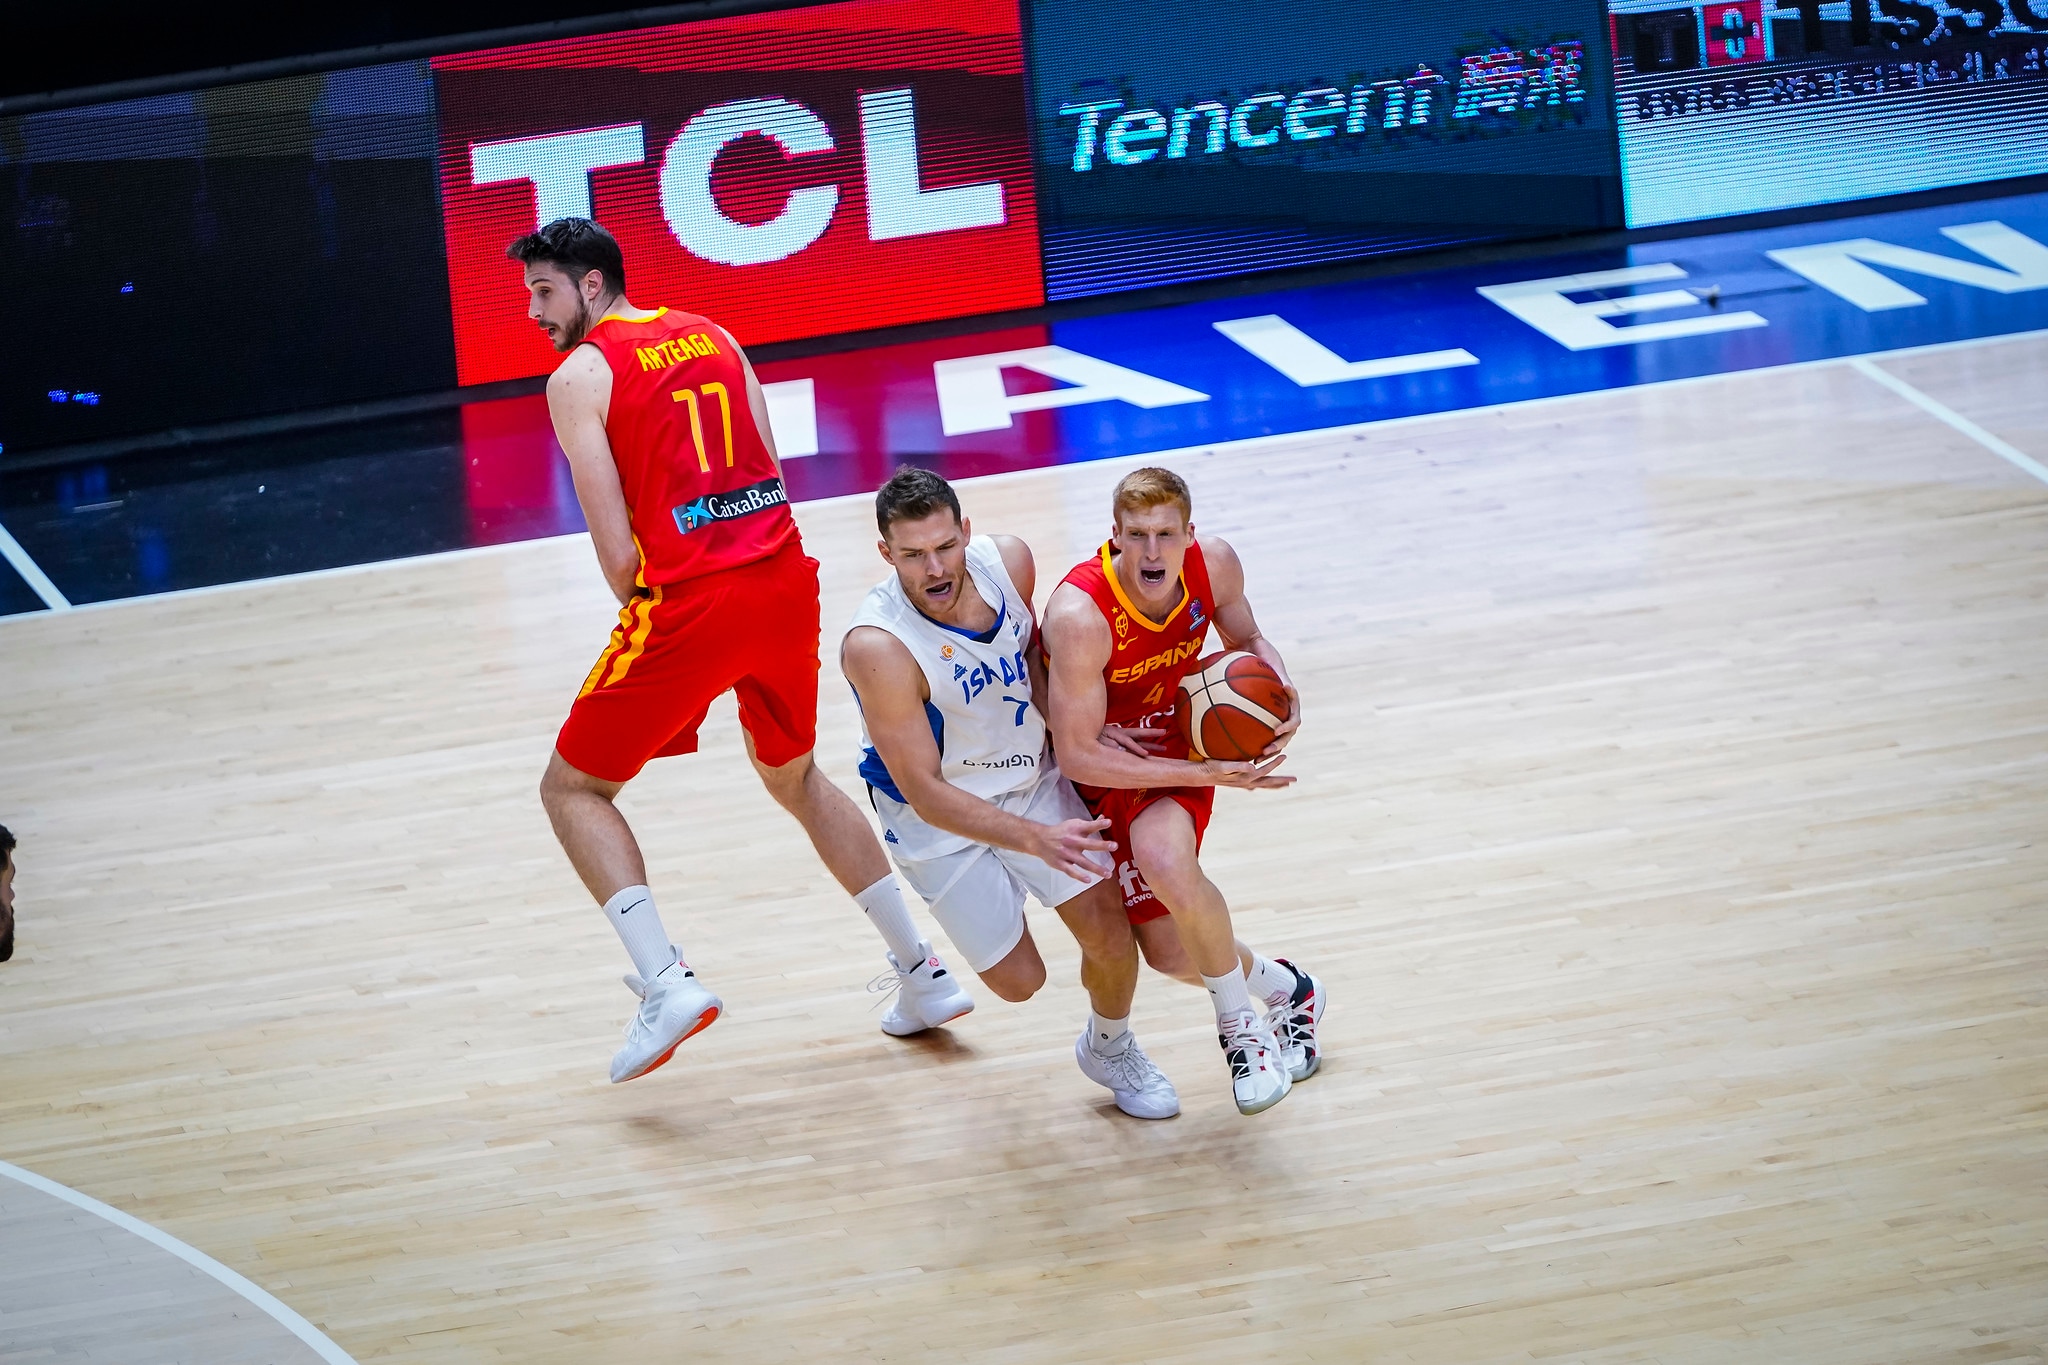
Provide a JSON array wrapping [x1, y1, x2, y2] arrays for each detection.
[[841, 625, 1113, 882], [547, 348, 641, 606], [1203, 535, 1301, 756], [1041, 586, 1291, 791]]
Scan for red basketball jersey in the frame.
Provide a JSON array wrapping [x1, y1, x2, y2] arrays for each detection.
[[580, 308, 799, 587], [1059, 539, 1216, 749]]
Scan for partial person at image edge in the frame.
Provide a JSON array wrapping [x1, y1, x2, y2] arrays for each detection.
[[1, 824, 16, 962]]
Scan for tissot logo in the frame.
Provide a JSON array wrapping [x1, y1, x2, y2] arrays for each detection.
[[434, 0, 1043, 386]]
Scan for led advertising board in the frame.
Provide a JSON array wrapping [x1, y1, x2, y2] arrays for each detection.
[[432, 0, 1044, 386], [0, 63, 454, 453], [1611, 0, 2048, 225], [1025, 0, 1626, 299], [6, 0, 2047, 462]]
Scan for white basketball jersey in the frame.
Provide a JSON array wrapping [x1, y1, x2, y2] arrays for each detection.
[[847, 536, 1047, 842]]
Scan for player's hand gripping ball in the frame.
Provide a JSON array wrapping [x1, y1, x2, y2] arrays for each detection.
[[1176, 651, 1290, 760]]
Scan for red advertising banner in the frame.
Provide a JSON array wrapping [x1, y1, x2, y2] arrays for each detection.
[[433, 0, 1043, 386]]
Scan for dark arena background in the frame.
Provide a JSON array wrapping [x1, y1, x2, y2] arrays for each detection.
[[2, 1, 2045, 1360]]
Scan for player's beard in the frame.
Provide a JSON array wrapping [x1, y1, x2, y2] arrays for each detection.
[[552, 295, 603, 352]]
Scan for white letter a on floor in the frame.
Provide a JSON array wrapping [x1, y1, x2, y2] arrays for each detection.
[[934, 346, 1209, 436]]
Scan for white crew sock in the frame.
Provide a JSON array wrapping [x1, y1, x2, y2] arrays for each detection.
[[1088, 1011, 1132, 1053], [603, 885, 679, 981], [854, 875, 927, 969], [1246, 954, 1298, 1009], [1202, 968, 1253, 1022]]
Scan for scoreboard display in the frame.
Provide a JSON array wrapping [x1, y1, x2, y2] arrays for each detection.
[[1610, 0, 2048, 224]]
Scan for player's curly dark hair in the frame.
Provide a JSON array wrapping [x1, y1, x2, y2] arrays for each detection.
[[506, 217, 626, 298], [875, 466, 962, 537]]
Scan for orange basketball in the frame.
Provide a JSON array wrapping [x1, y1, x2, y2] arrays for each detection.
[[1175, 651, 1290, 761]]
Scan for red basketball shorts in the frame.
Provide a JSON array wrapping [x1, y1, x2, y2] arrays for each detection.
[[556, 545, 821, 783], [1076, 784, 1215, 925]]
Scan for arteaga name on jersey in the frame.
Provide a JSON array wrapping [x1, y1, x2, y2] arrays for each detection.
[[1110, 637, 1203, 684], [635, 331, 722, 371], [672, 477, 787, 534]]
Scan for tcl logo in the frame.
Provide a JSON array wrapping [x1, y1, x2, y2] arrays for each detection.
[[434, 0, 1042, 386], [469, 88, 1005, 268]]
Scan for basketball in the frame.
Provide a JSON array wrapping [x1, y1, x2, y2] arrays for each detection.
[[1176, 650, 1291, 761]]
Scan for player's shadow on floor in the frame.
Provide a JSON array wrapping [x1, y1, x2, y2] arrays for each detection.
[[890, 1026, 979, 1061]]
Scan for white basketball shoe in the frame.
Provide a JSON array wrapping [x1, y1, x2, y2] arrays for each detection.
[[1219, 1009, 1292, 1115], [1271, 958, 1326, 1082], [611, 959, 722, 1084], [1074, 1030, 1180, 1119], [869, 949, 975, 1037]]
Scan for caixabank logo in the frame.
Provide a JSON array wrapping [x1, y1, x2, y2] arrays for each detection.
[[434, 0, 1044, 386]]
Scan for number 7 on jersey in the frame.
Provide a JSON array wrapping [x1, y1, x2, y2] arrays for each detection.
[[672, 382, 734, 473]]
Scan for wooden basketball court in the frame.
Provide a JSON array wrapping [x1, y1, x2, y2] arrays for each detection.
[[3, 336, 2045, 1362]]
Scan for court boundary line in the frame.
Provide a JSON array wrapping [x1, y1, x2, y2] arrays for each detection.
[[4, 323, 2045, 627], [0, 1157, 359, 1364], [1848, 356, 2048, 485], [0, 515, 71, 612]]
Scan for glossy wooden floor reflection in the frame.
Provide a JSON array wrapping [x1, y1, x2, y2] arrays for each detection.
[[2, 338, 2046, 1363]]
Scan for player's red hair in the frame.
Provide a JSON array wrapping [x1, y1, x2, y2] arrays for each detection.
[[1112, 467, 1192, 527]]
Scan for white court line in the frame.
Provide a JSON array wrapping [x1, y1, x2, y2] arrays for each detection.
[[1848, 356, 2048, 486], [0, 1157, 359, 1364], [0, 515, 71, 611], [4, 323, 2046, 628]]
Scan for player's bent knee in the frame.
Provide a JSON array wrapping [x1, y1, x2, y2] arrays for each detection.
[[978, 940, 1047, 1002], [1131, 854, 1204, 915], [1056, 881, 1133, 958], [751, 748, 817, 808], [540, 752, 616, 809]]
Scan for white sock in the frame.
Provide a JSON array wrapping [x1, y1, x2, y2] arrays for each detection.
[[854, 875, 926, 968], [1246, 955, 1297, 1009], [1202, 968, 1253, 1022], [603, 885, 678, 981], [1088, 1012, 1132, 1053]]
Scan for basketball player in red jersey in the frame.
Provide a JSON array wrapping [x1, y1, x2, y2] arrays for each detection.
[[1043, 467, 1327, 1115], [511, 219, 971, 1084]]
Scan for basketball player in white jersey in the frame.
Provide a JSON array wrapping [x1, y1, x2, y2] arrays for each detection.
[[839, 469, 1184, 1119]]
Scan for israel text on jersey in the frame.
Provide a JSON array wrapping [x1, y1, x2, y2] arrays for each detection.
[[950, 642, 1031, 722]]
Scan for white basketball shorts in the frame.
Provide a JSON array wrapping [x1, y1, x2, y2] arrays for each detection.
[[873, 767, 1106, 973]]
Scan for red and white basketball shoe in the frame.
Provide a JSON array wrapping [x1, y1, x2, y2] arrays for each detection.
[[1219, 1010, 1292, 1115], [1272, 958, 1326, 1082]]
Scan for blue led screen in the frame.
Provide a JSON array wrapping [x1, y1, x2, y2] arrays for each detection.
[[1025, 0, 1626, 300]]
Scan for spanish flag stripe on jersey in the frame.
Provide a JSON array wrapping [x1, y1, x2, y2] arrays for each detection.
[[601, 585, 665, 689]]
